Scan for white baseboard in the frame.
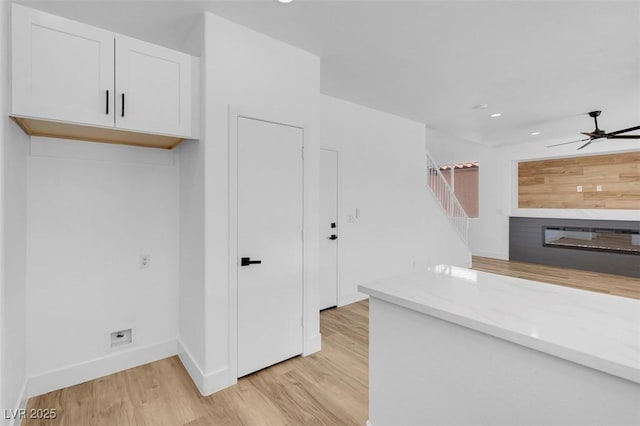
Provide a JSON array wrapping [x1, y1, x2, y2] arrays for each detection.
[[176, 340, 204, 393], [303, 333, 321, 356], [177, 340, 231, 396], [338, 291, 368, 307], [26, 339, 178, 398], [472, 250, 508, 260]]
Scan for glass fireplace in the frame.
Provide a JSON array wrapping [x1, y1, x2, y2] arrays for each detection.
[[543, 226, 640, 255]]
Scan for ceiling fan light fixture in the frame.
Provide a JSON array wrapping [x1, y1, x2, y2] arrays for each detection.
[[547, 110, 640, 150]]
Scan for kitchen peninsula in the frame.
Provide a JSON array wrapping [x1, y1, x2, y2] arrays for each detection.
[[360, 265, 640, 426]]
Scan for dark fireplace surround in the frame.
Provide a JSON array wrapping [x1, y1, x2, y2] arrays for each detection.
[[510, 217, 640, 278]]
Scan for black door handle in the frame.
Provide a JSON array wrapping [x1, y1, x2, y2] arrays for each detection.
[[328, 235, 338, 240], [106, 90, 109, 114], [121, 93, 125, 117], [241, 257, 262, 266]]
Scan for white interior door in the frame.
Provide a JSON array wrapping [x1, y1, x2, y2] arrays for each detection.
[[319, 149, 338, 310], [237, 116, 304, 378]]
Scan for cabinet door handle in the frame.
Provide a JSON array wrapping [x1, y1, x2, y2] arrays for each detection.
[[105, 90, 109, 114], [121, 93, 125, 117]]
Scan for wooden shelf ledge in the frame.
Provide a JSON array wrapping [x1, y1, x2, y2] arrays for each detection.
[[11, 116, 185, 149]]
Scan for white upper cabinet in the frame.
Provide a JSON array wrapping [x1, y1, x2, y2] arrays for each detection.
[[115, 35, 192, 137], [11, 4, 197, 147], [12, 4, 115, 128]]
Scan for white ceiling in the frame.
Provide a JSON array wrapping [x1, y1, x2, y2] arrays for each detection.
[[21, 1, 640, 147]]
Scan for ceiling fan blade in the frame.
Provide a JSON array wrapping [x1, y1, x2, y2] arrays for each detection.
[[577, 140, 593, 150], [547, 137, 591, 148], [606, 135, 640, 139], [605, 125, 640, 136]]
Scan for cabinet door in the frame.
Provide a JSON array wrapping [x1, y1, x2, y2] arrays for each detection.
[[12, 5, 115, 127], [115, 35, 192, 137]]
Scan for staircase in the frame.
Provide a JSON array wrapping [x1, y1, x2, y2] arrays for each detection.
[[426, 151, 469, 244]]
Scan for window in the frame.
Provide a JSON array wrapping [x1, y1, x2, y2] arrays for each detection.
[[439, 162, 479, 218]]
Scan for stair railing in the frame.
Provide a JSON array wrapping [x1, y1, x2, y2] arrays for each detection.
[[425, 152, 469, 244]]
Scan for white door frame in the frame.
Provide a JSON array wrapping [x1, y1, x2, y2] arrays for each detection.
[[319, 146, 340, 309], [228, 106, 308, 381]]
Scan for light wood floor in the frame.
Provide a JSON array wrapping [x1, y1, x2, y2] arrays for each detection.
[[24, 258, 639, 425], [24, 300, 369, 426], [472, 256, 640, 299]]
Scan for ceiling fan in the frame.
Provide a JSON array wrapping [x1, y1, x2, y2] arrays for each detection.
[[548, 110, 640, 150]]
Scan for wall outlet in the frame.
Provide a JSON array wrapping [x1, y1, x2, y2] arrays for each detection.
[[110, 328, 132, 349], [576, 185, 583, 193], [139, 254, 150, 269], [596, 185, 602, 192]]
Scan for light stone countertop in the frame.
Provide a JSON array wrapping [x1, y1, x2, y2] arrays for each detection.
[[359, 265, 640, 384]]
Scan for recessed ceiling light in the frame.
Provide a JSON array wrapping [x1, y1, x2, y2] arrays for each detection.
[[531, 132, 541, 136], [490, 113, 502, 118], [276, 0, 293, 3], [472, 103, 489, 110]]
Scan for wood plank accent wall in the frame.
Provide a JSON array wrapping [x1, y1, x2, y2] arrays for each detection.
[[518, 152, 640, 209]]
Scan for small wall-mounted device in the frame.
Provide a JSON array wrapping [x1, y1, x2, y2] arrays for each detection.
[[139, 254, 150, 269], [110, 328, 133, 349], [347, 208, 361, 223]]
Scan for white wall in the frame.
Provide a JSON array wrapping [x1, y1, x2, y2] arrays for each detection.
[[321, 95, 471, 305], [426, 129, 640, 259], [1, 0, 8, 418], [175, 15, 207, 390], [25, 138, 179, 396], [177, 137, 207, 384], [1, 117, 28, 426], [425, 130, 509, 259], [1, 0, 29, 423], [177, 12, 321, 395], [0, 14, 4, 418]]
